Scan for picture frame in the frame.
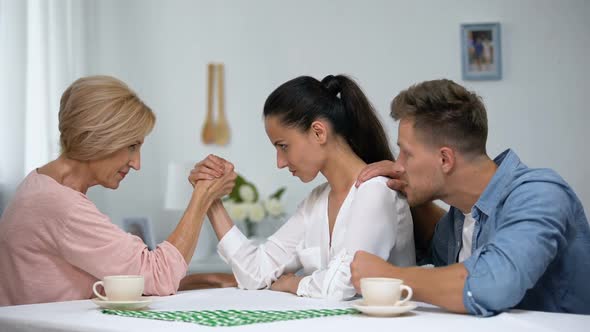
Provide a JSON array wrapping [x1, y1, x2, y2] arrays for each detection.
[[122, 217, 156, 250], [461, 22, 502, 80]]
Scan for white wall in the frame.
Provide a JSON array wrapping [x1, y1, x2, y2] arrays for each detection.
[[0, 0, 26, 208], [83, 0, 590, 243]]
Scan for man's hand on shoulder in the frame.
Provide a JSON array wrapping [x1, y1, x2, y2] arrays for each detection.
[[356, 160, 407, 192]]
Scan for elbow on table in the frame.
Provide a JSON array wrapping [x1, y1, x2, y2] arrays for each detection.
[[143, 279, 180, 296], [465, 277, 526, 316]]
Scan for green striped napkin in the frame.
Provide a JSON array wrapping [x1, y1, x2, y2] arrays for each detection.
[[102, 308, 360, 327]]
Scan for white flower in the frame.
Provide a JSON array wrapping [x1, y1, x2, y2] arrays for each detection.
[[247, 203, 266, 223], [264, 198, 284, 217], [226, 202, 248, 221], [239, 185, 256, 203]]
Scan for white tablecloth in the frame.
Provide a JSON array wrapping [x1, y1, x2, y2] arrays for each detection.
[[0, 288, 587, 332]]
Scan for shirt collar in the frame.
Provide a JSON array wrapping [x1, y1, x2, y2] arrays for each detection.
[[473, 149, 523, 217]]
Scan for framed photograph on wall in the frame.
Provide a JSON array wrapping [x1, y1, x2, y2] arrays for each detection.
[[122, 217, 156, 250], [461, 22, 502, 80]]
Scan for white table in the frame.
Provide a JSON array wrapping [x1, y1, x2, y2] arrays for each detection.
[[0, 288, 587, 332]]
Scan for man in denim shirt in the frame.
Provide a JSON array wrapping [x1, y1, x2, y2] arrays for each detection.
[[350, 79, 590, 316]]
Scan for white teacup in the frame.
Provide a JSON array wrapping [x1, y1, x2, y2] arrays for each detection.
[[360, 277, 413, 306], [92, 275, 144, 301]]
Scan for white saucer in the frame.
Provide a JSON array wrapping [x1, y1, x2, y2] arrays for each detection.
[[91, 297, 152, 310], [351, 299, 417, 317]]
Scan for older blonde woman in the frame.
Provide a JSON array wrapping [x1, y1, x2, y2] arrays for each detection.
[[0, 76, 236, 306]]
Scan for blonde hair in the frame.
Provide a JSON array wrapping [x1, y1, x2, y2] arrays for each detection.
[[58, 75, 156, 160]]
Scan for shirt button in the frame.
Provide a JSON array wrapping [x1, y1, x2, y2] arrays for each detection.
[[467, 291, 473, 297]]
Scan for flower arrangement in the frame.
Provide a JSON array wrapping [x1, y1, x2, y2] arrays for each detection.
[[223, 174, 286, 238]]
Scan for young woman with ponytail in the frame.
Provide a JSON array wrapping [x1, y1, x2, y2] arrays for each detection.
[[193, 75, 415, 300]]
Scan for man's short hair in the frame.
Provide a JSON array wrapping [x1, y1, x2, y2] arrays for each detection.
[[390, 79, 488, 156]]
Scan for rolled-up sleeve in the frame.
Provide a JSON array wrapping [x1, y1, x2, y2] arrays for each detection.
[[137, 241, 187, 295], [296, 249, 355, 300], [461, 182, 569, 316]]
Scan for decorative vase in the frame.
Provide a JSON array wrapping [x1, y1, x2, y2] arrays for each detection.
[[243, 218, 257, 238]]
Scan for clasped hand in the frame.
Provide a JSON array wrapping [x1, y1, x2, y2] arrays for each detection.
[[189, 154, 237, 200]]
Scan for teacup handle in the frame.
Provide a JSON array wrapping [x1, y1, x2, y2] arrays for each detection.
[[395, 285, 413, 306], [92, 281, 108, 301]]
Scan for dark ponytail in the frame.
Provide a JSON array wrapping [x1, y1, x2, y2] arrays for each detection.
[[263, 74, 394, 163]]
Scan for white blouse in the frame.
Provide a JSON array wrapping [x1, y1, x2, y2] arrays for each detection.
[[216, 176, 415, 300]]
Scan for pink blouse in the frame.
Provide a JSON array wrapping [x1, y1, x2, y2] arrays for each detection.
[[0, 171, 187, 306]]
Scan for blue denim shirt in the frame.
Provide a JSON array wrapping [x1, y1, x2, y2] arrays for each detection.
[[428, 149, 590, 316]]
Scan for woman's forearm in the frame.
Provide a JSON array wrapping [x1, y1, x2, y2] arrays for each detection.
[[167, 188, 212, 263], [207, 199, 235, 240]]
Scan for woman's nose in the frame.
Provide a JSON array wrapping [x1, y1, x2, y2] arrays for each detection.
[[276, 151, 288, 169]]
